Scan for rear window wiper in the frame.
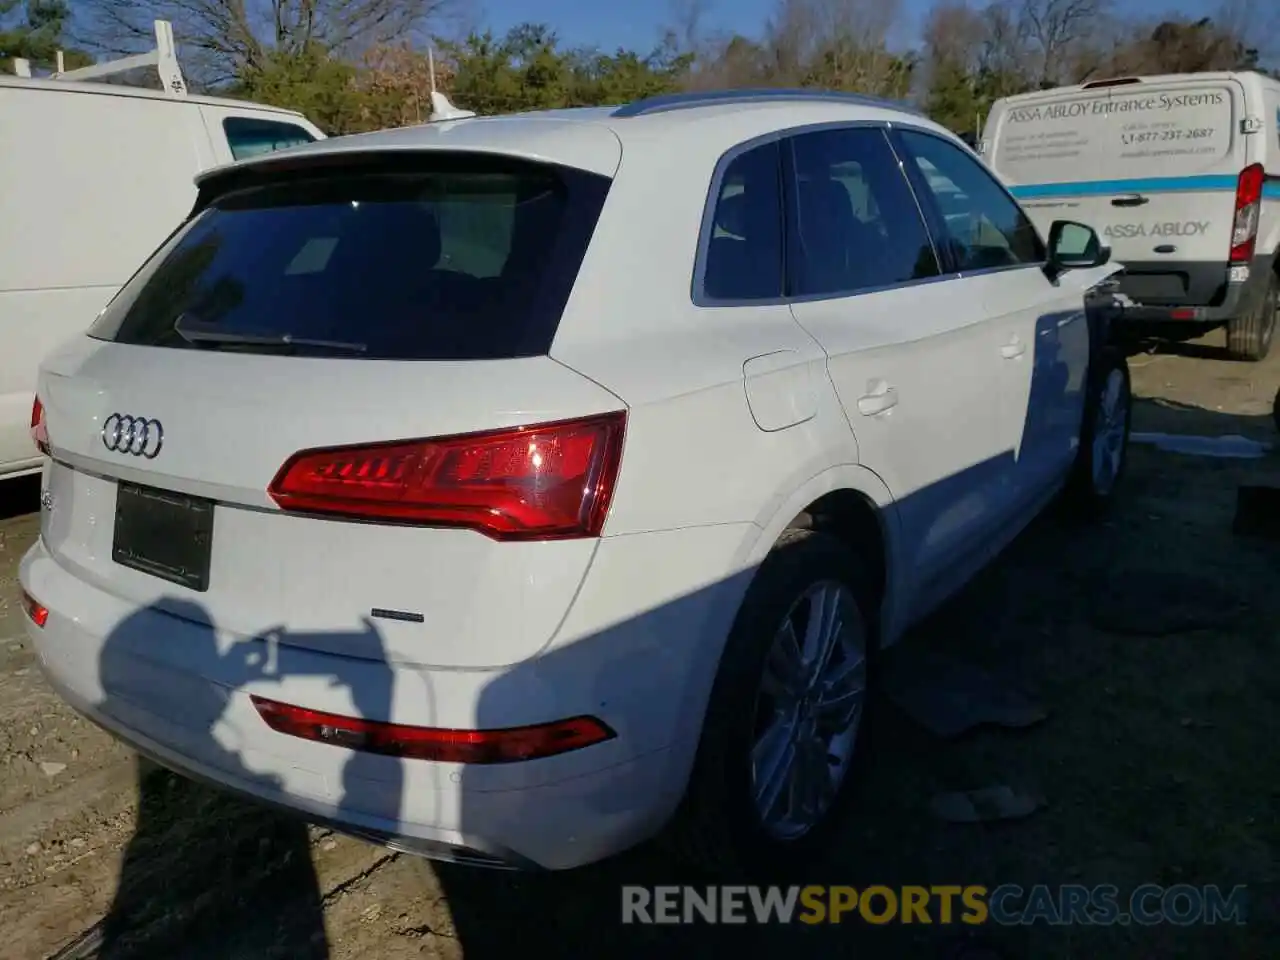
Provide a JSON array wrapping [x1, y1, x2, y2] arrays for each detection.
[[173, 314, 367, 353]]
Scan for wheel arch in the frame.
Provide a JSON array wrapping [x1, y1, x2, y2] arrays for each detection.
[[733, 464, 902, 647]]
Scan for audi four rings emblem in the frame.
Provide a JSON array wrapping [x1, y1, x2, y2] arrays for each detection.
[[101, 413, 164, 459]]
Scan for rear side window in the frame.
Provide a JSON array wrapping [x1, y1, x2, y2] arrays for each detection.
[[785, 127, 940, 297], [223, 117, 316, 160], [88, 154, 612, 360], [899, 130, 1044, 271], [701, 141, 784, 301]]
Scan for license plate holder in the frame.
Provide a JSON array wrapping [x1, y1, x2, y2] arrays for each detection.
[[112, 482, 215, 592]]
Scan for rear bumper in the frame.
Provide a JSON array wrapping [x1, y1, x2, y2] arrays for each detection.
[[36, 664, 542, 869], [18, 519, 755, 869], [1115, 253, 1273, 324]]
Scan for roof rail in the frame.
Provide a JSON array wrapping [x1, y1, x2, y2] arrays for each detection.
[[612, 88, 924, 119], [48, 19, 187, 97]]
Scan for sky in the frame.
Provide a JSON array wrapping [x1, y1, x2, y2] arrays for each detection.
[[476, 0, 1211, 53], [477, 0, 780, 52]]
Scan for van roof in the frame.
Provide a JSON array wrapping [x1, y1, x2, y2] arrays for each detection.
[[994, 70, 1278, 106], [0, 74, 311, 119]]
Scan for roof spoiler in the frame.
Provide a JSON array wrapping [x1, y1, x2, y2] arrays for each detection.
[[9, 19, 187, 97]]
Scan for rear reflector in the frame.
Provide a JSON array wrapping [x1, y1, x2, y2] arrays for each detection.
[[250, 695, 616, 764], [1230, 164, 1264, 264], [21, 589, 48, 628], [30, 396, 49, 455], [268, 411, 626, 540]]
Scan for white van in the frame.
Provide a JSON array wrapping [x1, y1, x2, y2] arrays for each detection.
[[0, 22, 324, 480], [983, 72, 1280, 360]]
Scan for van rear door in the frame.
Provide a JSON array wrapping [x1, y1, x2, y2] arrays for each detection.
[[991, 76, 1248, 308]]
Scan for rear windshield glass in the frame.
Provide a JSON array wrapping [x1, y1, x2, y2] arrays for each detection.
[[992, 84, 1237, 184], [88, 154, 612, 360]]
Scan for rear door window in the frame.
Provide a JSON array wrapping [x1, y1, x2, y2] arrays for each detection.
[[223, 116, 317, 160], [784, 126, 940, 297], [88, 154, 612, 360]]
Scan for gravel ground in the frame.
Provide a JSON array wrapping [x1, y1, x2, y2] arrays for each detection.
[[0, 327, 1276, 960]]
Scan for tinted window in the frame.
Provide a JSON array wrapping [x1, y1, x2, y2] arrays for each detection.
[[898, 129, 1045, 271], [786, 127, 940, 297], [88, 155, 611, 360], [223, 117, 316, 160], [701, 141, 783, 301]]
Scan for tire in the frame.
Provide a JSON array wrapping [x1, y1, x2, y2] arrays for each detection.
[[662, 528, 875, 881], [1226, 270, 1278, 362], [1065, 347, 1132, 516]]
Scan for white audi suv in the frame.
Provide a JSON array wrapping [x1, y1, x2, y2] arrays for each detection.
[[20, 89, 1130, 877]]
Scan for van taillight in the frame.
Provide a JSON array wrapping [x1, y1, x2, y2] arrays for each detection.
[[267, 412, 627, 540], [30, 396, 49, 455], [1230, 164, 1264, 264]]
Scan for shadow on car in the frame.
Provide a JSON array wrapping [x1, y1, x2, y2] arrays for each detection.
[[39, 323, 1280, 960], [49, 611, 401, 959], [433, 398, 1279, 960]]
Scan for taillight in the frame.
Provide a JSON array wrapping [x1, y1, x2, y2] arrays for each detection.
[[30, 396, 49, 455], [267, 411, 626, 540], [250, 695, 615, 764], [22, 589, 48, 628], [1230, 164, 1264, 263]]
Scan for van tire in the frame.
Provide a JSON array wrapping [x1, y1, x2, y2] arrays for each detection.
[[662, 529, 875, 881], [1226, 270, 1277, 362]]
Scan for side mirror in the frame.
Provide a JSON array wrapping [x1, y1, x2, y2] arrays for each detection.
[[1045, 220, 1110, 280]]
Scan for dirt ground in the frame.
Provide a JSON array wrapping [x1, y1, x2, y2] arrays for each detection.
[[0, 328, 1277, 960]]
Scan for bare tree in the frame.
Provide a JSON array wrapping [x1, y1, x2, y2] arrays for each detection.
[[1213, 0, 1279, 65], [76, 0, 466, 86], [664, 0, 715, 57], [352, 42, 450, 128], [921, 1, 988, 81], [1016, 0, 1111, 87], [763, 0, 907, 94], [978, 1, 1027, 82], [661, 0, 735, 90]]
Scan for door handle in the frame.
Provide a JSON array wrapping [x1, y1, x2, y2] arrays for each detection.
[[1001, 338, 1026, 359], [857, 382, 898, 416], [1111, 194, 1148, 207]]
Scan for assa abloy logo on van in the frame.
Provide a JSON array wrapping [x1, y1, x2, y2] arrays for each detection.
[[1104, 220, 1209, 239], [1006, 91, 1225, 123]]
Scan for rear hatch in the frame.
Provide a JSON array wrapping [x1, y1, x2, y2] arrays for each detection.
[[35, 147, 626, 670], [991, 76, 1248, 307]]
